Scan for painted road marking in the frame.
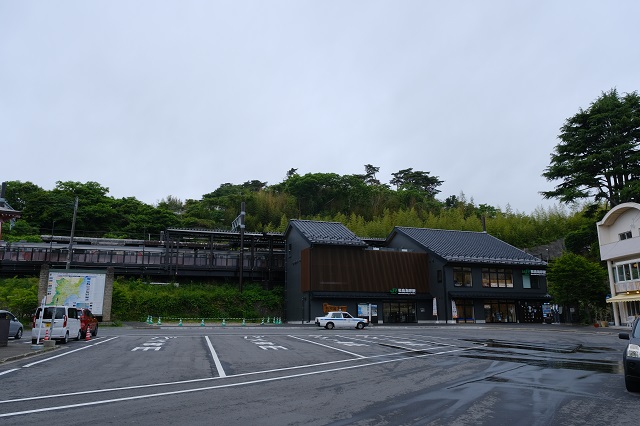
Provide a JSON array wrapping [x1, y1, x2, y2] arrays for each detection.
[[131, 336, 176, 352], [205, 336, 226, 377], [244, 335, 288, 350], [0, 343, 472, 407], [0, 346, 472, 418], [23, 337, 119, 367], [289, 335, 367, 358]]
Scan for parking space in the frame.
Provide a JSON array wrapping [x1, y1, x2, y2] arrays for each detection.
[[2, 326, 633, 424], [1, 335, 222, 397], [0, 329, 473, 409], [209, 332, 464, 376], [2, 331, 466, 388], [210, 334, 369, 375]]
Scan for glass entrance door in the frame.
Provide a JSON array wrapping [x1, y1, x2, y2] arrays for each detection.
[[383, 302, 417, 323], [454, 299, 474, 323], [484, 300, 516, 323]]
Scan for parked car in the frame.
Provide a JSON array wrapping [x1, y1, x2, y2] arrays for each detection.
[[78, 308, 98, 337], [31, 306, 82, 344], [619, 317, 640, 392], [0, 310, 24, 339], [315, 311, 368, 329]]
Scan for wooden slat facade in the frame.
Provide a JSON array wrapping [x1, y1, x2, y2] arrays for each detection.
[[301, 246, 429, 293]]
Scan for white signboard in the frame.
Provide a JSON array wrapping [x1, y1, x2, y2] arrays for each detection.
[[358, 303, 370, 316], [47, 271, 106, 315]]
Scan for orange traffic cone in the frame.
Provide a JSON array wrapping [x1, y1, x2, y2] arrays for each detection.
[[44, 328, 50, 341], [85, 327, 91, 341]]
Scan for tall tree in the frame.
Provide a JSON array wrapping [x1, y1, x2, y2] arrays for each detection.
[[357, 164, 382, 186], [3, 181, 45, 211], [547, 252, 608, 323], [543, 89, 640, 207], [390, 168, 443, 197], [157, 195, 184, 215]]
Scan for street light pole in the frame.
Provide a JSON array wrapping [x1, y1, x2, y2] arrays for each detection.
[[239, 202, 245, 293], [65, 197, 78, 270], [49, 220, 55, 261], [231, 202, 246, 293]]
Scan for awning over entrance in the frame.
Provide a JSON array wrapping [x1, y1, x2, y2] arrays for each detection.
[[448, 291, 552, 301], [606, 293, 640, 303], [311, 291, 433, 300]]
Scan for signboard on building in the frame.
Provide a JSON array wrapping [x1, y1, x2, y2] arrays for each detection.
[[390, 288, 416, 295], [523, 269, 546, 276], [358, 303, 370, 316]]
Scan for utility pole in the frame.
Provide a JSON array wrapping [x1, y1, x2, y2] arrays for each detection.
[[65, 197, 78, 270], [231, 202, 246, 293]]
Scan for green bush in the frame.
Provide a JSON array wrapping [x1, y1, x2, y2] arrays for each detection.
[[111, 279, 284, 321], [0, 277, 284, 323], [0, 277, 39, 320]]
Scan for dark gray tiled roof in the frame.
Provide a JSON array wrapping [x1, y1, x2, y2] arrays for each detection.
[[288, 219, 367, 247], [393, 227, 547, 266]]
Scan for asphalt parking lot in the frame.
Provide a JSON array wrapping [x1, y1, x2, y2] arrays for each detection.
[[0, 321, 636, 425], [0, 321, 630, 365]]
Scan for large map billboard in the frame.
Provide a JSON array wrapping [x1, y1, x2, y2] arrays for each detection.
[[46, 270, 106, 315]]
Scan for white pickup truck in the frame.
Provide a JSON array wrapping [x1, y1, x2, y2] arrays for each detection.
[[315, 311, 368, 329]]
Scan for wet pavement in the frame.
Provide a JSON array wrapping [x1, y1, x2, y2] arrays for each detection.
[[0, 321, 630, 364]]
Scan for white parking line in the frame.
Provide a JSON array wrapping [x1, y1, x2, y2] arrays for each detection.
[[0, 369, 19, 377], [0, 346, 472, 418], [23, 337, 119, 368], [288, 335, 366, 358], [205, 336, 226, 377], [0, 345, 472, 406]]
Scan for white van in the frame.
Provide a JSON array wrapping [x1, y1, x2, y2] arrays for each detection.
[[31, 306, 82, 344]]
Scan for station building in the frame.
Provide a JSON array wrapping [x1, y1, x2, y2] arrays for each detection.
[[285, 219, 549, 324], [597, 202, 640, 326]]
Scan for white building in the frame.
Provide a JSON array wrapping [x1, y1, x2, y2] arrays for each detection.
[[597, 202, 640, 326]]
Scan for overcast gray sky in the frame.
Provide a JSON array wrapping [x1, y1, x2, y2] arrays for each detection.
[[1, 1, 638, 214]]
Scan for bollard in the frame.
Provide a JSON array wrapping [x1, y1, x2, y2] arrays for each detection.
[[201, 319, 205, 327], [222, 319, 226, 327], [178, 319, 183, 327], [261, 318, 264, 325], [157, 317, 162, 326], [242, 319, 246, 326]]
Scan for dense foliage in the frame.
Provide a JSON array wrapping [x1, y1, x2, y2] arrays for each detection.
[[543, 89, 640, 208], [111, 279, 284, 322], [0, 277, 39, 320], [0, 277, 284, 323], [2, 167, 594, 250], [546, 252, 609, 324]]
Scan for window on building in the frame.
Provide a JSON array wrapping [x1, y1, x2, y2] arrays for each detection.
[[453, 267, 472, 287], [619, 231, 633, 240], [615, 261, 640, 282], [482, 268, 513, 288], [531, 275, 541, 289]]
